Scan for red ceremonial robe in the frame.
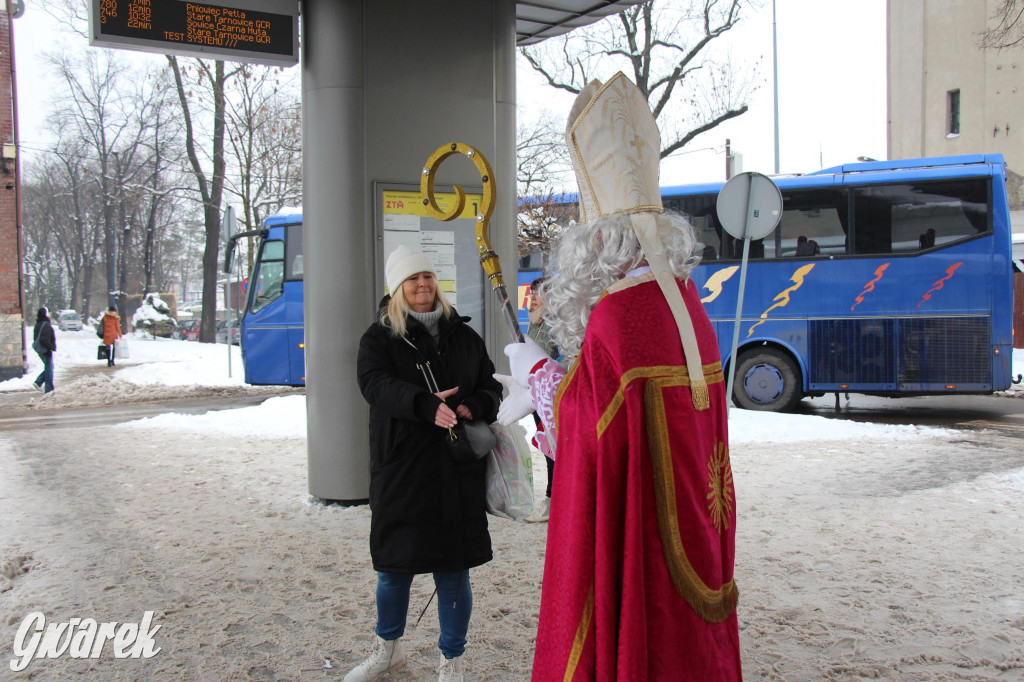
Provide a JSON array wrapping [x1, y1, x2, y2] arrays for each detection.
[[532, 272, 741, 681]]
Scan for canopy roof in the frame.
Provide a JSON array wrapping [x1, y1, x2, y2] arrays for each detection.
[[516, 1, 645, 45]]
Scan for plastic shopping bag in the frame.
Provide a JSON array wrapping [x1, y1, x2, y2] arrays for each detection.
[[115, 337, 130, 359], [485, 423, 534, 521]]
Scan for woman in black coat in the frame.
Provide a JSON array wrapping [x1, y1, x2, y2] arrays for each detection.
[[349, 245, 501, 682]]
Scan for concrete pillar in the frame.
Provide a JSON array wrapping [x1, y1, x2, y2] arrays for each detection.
[[302, 0, 517, 502]]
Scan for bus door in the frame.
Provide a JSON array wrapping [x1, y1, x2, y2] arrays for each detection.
[[242, 237, 300, 385]]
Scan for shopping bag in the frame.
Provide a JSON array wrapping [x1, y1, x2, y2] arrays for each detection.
[[115, 337, 130, 359], [484, 423, 535, 521], [97, 344, 109, 360]]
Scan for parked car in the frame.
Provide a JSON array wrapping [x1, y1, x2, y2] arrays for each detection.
[[215, 318, 241, 345], [176, 319, 201, 342], [56, 310, 83, 332]]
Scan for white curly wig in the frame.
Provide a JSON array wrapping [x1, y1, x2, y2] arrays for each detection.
[[542, 211, 701, 360]]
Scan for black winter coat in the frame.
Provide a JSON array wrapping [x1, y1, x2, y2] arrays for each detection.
[[357, 304, 501, 574], [33, 319, 56, 355]]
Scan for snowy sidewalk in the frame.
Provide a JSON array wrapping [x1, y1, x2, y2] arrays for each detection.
[[1, 330, 1022, 679]]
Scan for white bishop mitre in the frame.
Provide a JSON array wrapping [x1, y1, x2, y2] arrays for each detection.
[[564, 72, 710, 410]]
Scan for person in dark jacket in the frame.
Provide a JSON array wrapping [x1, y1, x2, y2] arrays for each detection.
[[32, 307, 56, 393], [348, 245, 501, 682]]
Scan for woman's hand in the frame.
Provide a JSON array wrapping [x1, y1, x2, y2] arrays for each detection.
[[434, 387, 459, 428], [456, 404, 473, 420]]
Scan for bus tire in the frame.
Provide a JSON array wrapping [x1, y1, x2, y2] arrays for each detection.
[[732, 348, 802, 412]]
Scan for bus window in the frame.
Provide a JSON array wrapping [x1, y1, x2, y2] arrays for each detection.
[[780, 189, 849, 257], [251, 240, 285, 313], [285, 224, 303, 280], [853, 179, 989, 255], [665, 194, 723, 261]]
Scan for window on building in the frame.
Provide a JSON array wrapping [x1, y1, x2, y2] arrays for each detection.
[[948, 89, 960, 136]]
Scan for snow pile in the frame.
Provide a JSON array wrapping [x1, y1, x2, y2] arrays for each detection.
[[7, 327, 270, 400], [30, 373, 283, 409], [728, 407, 957, 443], [121, 394, 307, 439], [131, 293, 176, 332], [120, 392, 953, 443]]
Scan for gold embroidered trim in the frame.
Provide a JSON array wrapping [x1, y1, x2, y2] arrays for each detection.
[[691, 380, 710, 410], [606, 271, 655, 294], [553, 357, 581, 431], [563, 582, 595, 682], [644, 377, 738, 623], [706, 441, 733, 535], [596, 363, 724, 440], [566, 73, 665, 222]]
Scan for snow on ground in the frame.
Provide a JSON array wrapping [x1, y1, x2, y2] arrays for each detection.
[[3, 329, 1024, 679], [121, 395, 308, 439], [9, 327, 1024, 439], [4, 327, 274, 408], [11, 326, 247, 390]]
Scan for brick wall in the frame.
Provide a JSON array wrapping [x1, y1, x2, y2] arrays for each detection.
[[0, 9, 24, 381]]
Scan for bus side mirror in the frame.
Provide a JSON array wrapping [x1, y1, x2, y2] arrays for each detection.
[[223, 242, 236, 274]]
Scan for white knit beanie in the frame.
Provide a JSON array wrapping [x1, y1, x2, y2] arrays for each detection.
[[385, 245, 435, 294]]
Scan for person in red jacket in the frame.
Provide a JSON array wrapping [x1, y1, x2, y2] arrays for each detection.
[[501, 73, 741, 681], [100, 306, 123, 367]]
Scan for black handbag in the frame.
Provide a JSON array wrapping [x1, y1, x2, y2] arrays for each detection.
[[97, 344, 110, 360], [445, 418, 497, 463], [417, 359, 496, 463]]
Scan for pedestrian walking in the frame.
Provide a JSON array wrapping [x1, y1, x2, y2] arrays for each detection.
[[100, 306, 123, 367], [31, 307, 56, 393]]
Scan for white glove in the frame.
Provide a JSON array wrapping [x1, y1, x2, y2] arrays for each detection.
[[494, 373, 535, 426], [505, 334, 550, 387]]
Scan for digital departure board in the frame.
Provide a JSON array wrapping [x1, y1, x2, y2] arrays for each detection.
[[89, 0, 298, 67]]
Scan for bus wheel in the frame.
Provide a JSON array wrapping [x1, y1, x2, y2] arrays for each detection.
[[733, 348, 802, 412]]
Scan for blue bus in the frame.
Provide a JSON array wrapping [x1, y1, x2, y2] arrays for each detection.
[[523, 154, 1015, 410], [234, 155, 1017, 409], [234, 208, 306, 386]]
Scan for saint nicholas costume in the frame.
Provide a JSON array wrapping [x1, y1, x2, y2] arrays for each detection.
[[524, 73, 742, 681]]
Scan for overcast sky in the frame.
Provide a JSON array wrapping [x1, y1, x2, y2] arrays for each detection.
[[12, 0, 887, 186]]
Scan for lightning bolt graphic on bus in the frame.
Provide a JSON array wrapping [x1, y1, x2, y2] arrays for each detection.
[[850, 263, 890, 311], [915, 262, 963, 309], [746, 264, 816, 337], [700, 266, 740, 303]]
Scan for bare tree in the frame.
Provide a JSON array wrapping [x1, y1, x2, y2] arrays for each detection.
[[515, 112, 575, 266], [47, 48, 159, 326], [516, 110, 571, 197], [516, 193, 577, 270], [168, 56, 242, 342], [979, 1, 1024, 48], [520, 0, 758, 159], [224, 64, 302, 272]]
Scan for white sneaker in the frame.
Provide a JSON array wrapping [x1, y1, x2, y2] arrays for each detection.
[[525, 497, 549, 523], [31, 382, 43, 393], [343, 636, 407, 682], [438, 653, 464, 682]]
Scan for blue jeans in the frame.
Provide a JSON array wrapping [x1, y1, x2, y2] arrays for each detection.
[[34, 353, 53, 393], [374, 571, 472, 659]]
